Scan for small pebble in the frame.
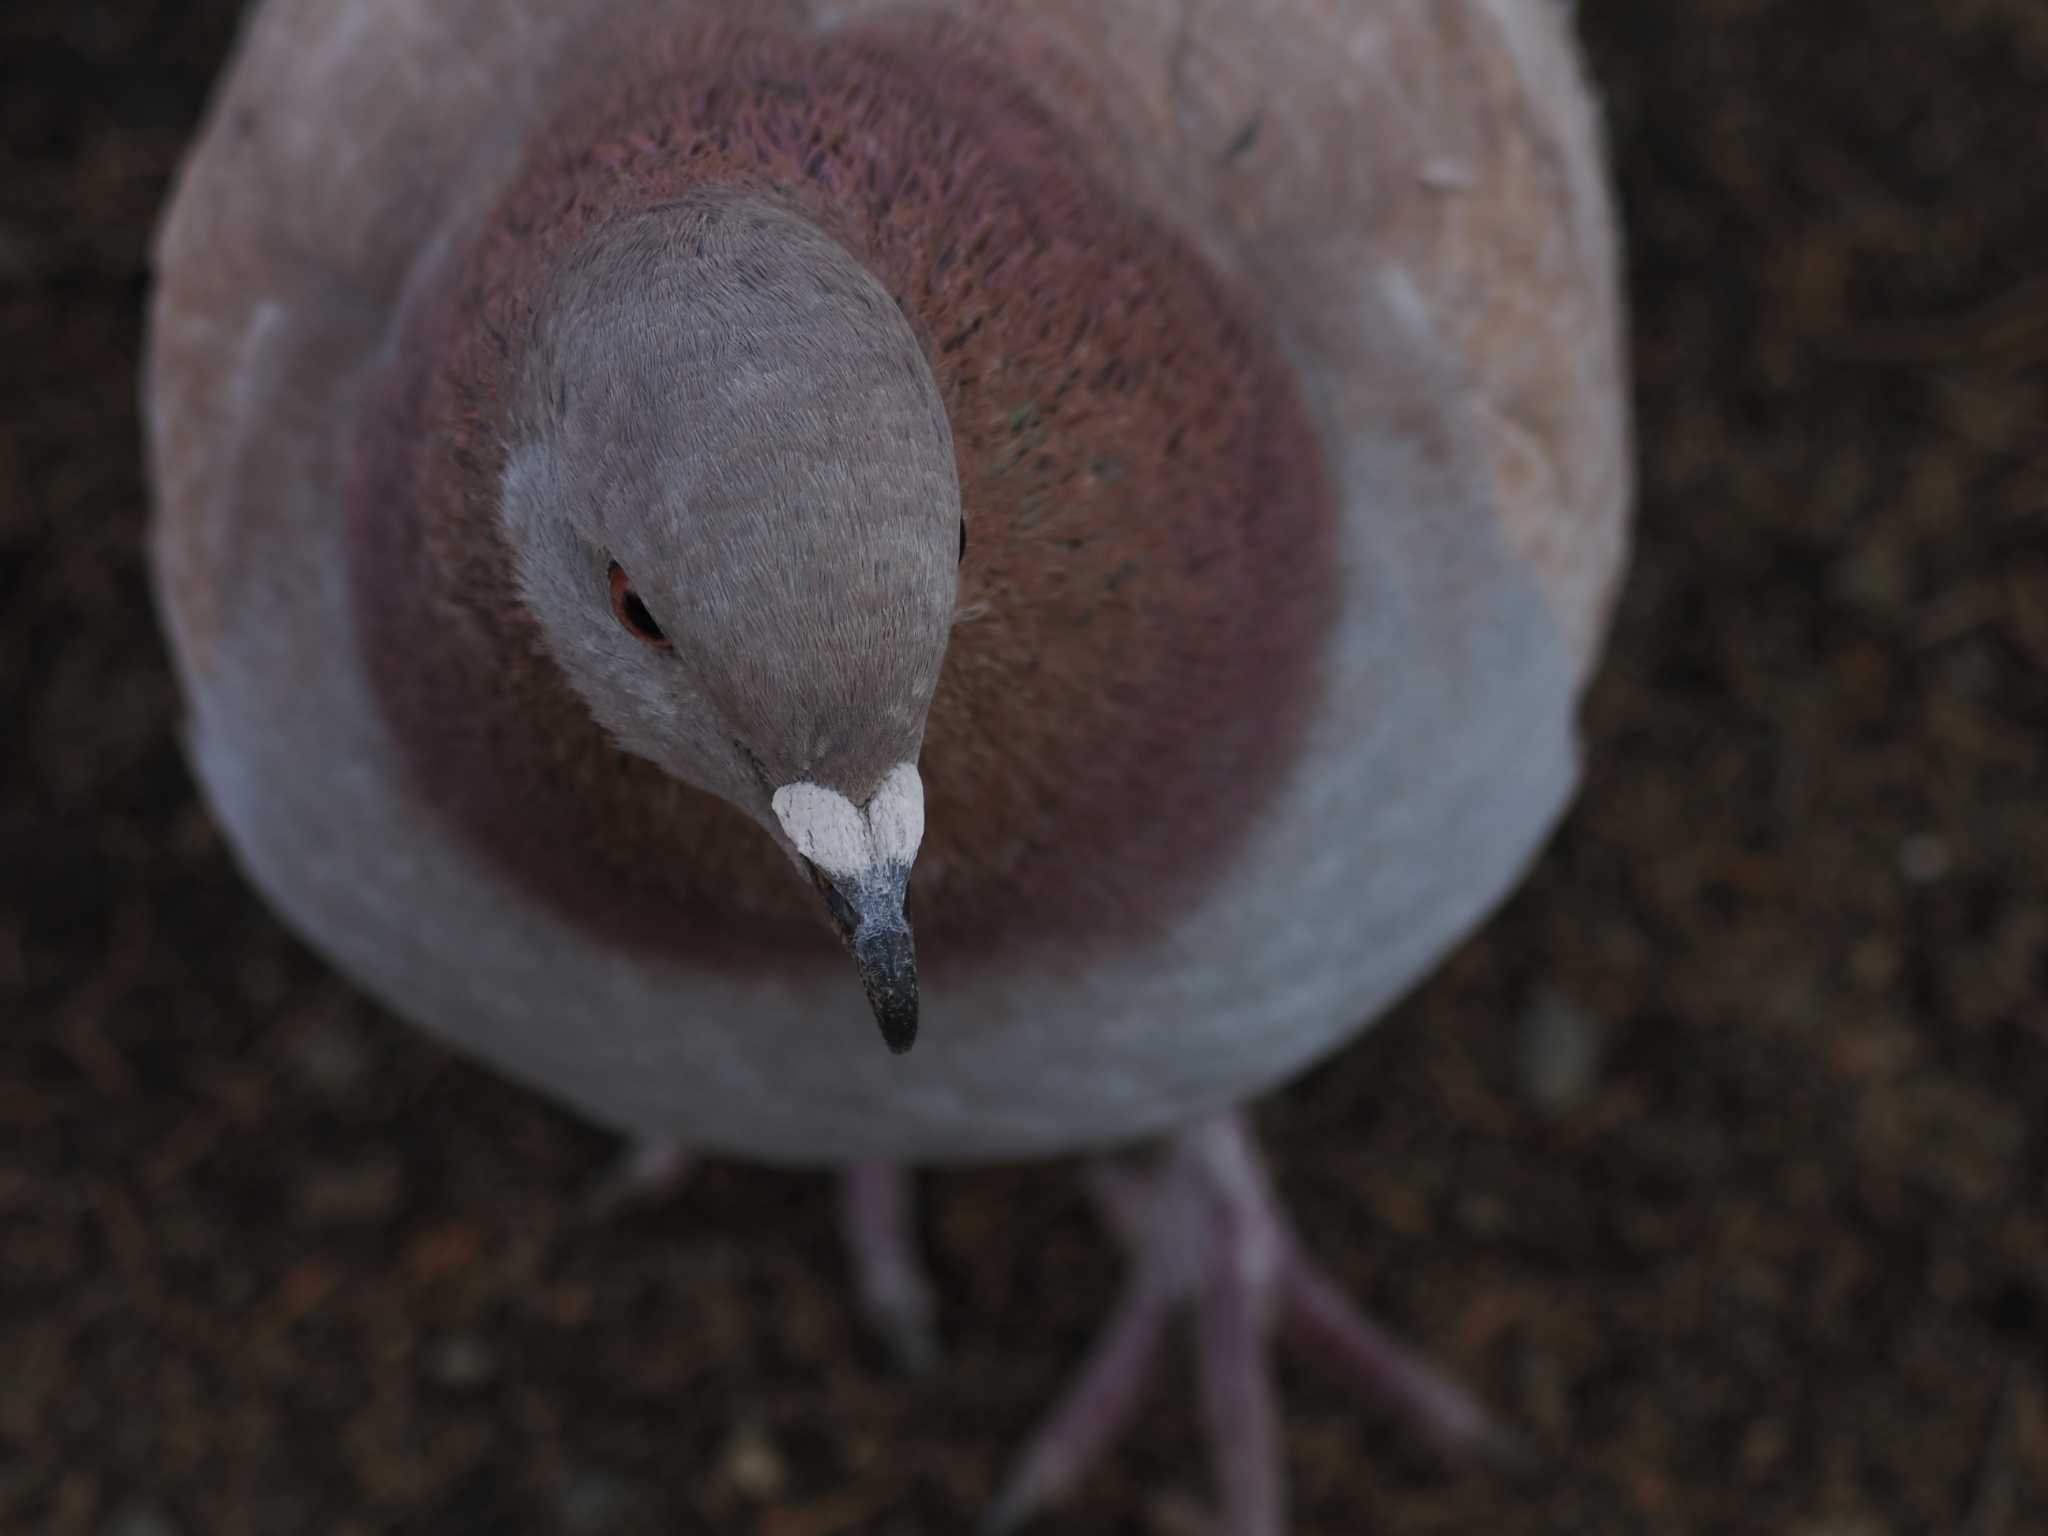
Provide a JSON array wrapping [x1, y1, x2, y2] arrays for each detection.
[[1830, 538, 1914, 613], [424, 1334, 498, 1391], [1515, 989, 1606, 1114], [1897, 833, 1952, 884], [1457, 1192, 1510, 1236], [720, 1421, 788, 1500], [1739, 1417, 1790, 1479], [282, 1010, 371, 1096]]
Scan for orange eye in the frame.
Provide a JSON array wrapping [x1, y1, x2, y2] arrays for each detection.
[[608, 561, 671, 648]]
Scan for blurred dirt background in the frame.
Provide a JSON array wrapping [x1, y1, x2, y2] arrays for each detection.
[[4, 3, 2046, 1533]]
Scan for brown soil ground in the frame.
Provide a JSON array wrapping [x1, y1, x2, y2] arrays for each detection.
[[5, 3, 2045, 1533]]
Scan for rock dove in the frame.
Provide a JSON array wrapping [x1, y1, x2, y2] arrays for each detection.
[[146, 2, 1629, 1529]]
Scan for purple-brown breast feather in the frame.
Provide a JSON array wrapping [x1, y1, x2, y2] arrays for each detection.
[[347, 19, 1341, 974]]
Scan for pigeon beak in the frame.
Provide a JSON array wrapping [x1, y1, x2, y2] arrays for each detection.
[[804, 857, 920, 1054], [774, 767, 927, 1055]]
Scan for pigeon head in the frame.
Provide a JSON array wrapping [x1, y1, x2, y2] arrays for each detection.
[[499, 190, 960, 1050]]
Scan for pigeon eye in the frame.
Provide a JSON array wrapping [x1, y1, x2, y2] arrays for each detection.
[[607, 561, 671, 648]]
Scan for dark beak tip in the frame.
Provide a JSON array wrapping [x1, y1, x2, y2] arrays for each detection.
[[805, 856, 921, 1057], [853, 925, 920, 1057], [879, 1011, 919, 1055]]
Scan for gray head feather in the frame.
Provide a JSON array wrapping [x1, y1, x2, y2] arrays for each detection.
[[500, 190, 960, 826]]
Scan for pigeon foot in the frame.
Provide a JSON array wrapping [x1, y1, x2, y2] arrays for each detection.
[[983, 1112, 1521, 1535]]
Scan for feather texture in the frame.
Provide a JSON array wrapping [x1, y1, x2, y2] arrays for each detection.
[[147, 0, 1628, 1163]]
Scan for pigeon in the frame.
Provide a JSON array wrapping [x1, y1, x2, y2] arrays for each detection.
[[146, 2, 1629, 1529]]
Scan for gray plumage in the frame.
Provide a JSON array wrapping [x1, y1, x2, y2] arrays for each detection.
[[147, 2, 1629, 1528], [148, 0, 1629, 1159]]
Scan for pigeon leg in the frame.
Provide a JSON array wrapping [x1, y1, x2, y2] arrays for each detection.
[[981, 1274, 1176, 1535], [985, 1112, 1512, 1533], [839, 1161, 941, 1375], [1280, 1251, 1523, 1462]]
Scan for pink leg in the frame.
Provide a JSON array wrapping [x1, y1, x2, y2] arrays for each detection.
[[1282, 1256, 1523, 1466], [984, 1111, 1514, 1533], [838, 1162, 940, 1374], [981, 1279, 1175, 1536], [1197, 1235, 1286, 1536]]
